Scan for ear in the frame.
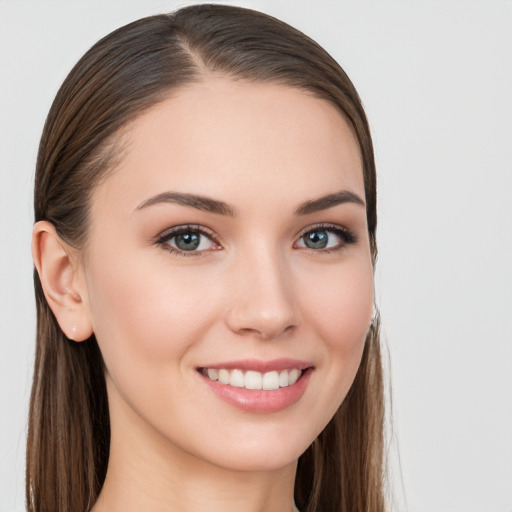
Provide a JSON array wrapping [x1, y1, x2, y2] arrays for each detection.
[[32, 221, 93, 342]]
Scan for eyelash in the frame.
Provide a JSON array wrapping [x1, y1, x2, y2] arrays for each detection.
[[155, 224, 220, 257], [155, 223, 358, 257], [295, 223, 358, 253]]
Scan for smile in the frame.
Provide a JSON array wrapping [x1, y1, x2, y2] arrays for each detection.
[[201, 368, 302, 390], [197, 359, 313, 413]]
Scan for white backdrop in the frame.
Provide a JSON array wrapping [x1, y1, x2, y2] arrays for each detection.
[[1, 1, 511, 511]]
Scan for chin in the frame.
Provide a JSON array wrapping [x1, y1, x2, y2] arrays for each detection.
[[212, 446, 303, 473], [190, 424, 317, 473]]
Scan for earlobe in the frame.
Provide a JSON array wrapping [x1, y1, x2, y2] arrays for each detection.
[[32, 221, 93, 342]]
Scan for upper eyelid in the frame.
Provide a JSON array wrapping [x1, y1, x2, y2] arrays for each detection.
[[295, 222, 351, 238], [295, 223, 358, 250], [155, 224, 218, 243], [155, 225, 221, 257]]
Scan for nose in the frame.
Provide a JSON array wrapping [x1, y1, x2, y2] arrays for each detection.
[[224, 247, 299, 340]]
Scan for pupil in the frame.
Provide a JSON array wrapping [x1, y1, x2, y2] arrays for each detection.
[[306, 231, 328, 249], [176, 232, 200, 250]]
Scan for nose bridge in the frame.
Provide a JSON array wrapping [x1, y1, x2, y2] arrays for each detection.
[[225, 239, 298, 339]]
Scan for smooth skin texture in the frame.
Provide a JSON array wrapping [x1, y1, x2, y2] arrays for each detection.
[[33, 78, 374, 512]]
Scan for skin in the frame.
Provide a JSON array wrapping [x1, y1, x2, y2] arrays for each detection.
[[33, 78, 374, 512]]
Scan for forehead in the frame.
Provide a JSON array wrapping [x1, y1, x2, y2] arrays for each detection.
[[92, 78, 364, 215]]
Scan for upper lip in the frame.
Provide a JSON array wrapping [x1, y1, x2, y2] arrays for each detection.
[[197, 358, 313, 373]]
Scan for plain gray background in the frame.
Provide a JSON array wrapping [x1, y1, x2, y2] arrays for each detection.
[[1, 1, 511, 511]]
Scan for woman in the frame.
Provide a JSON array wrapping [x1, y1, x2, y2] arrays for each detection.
[[28, 4, 385, 512]]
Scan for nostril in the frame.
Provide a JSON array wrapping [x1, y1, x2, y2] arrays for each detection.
[[237, 323, 296, 340], [263, 324, 296, 340]]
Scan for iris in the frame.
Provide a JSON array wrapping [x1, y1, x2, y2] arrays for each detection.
[[304, 230, 329, 249], [175, 232, 201, 251]]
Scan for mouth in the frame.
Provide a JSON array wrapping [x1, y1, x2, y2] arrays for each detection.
[[199, 367, 304, 390], [196, 359, 314, 413]]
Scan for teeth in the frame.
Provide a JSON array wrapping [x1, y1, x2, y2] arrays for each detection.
[[230, 369, 245, 388], [207, 368, 219, 381], [218, 369, 230, 385], [288, 368, 300, 385], [262, 371, 279, 390], [202, 368, 303, 390], [245, 370, 262, 389]]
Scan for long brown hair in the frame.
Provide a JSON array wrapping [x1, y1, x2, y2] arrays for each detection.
[[28, 4, 385, 511]]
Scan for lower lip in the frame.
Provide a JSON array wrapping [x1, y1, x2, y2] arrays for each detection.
[[199, 368, 313, 413]]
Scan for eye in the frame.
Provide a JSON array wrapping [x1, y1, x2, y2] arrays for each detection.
[[295, 225, 356, 252], [156, 225, 220, 256]]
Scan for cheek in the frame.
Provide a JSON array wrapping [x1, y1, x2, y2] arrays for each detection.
[[291, 255, 374, 440], [84, 252, 221, 376], [303, 259, 374, 352]]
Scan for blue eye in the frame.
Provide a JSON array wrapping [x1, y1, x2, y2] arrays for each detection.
[[157, 226, 219, 255], [303, 230, 330, 249], [173, 232, 202, 251], [296, 226, 356, 251]]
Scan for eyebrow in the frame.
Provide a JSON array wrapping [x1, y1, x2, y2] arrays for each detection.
[[136, 192, 236, 217], [135, 189, 365, 216], [294, 190, 365, 215]]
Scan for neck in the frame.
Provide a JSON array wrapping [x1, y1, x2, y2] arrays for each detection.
[[92, 387, 299, 512]]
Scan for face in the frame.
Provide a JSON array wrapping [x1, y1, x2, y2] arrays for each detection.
[[80, 78, 374, 472]]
